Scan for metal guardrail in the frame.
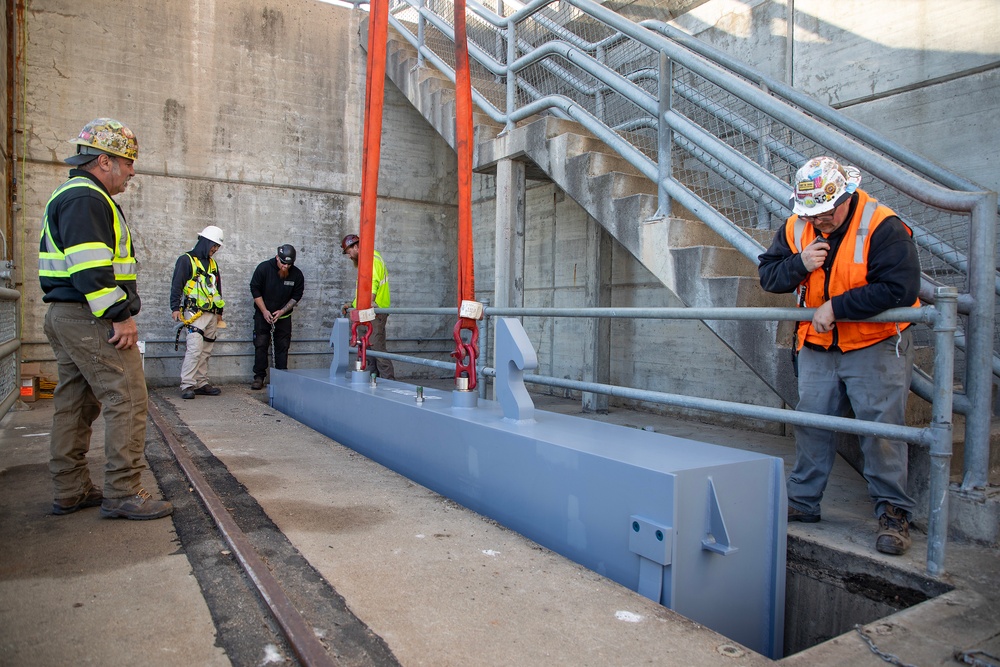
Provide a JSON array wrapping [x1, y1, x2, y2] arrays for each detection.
[[366, 291, 959, 575], [0, 287, 22, 419], [382, 0, 997, 490]]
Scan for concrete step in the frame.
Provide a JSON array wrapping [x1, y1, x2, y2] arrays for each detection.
[[672, 245, 760, 279], [552, 132, 611, 161], [567, 150, 644, 179]]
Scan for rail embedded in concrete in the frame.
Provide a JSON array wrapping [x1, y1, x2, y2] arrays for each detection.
[[364, 293, 959, 575], [381, 0, 996, 490], [147, 401, 339, 667]]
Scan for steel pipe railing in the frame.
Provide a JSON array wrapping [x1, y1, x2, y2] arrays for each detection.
[[365, 295, 959, 575]]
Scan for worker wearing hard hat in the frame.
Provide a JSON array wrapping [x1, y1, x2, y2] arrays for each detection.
[[758, 156, 921, 556], [40, 118, 172, 520], [170, 225, 226, 399], [341, 233, 395, 379], [249, 244, 305, 390]]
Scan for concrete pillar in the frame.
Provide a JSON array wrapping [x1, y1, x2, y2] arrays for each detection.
[[494, 158, 526, 309], [582, 218, 612, 413]]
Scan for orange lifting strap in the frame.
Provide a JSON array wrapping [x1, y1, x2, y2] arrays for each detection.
[[451, 0, 480, 390], [352, 0, 390, 363]]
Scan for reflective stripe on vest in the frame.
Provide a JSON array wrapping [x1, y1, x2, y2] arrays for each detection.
[[183, 255, 226, 310], [40, 178, 133, 276], [39, 177, 134, 316]]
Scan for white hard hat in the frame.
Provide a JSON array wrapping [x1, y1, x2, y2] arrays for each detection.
[[199, 225, 224, 245], [790, 156, 862, 217]]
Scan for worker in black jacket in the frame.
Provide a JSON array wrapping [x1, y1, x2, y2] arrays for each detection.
[[249, 244, 305, 389]]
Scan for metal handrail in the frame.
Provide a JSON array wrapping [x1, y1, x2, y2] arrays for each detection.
[[361, 293, 958, 576]]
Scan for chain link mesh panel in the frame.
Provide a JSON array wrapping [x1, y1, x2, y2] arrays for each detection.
[[0, 298, 17, 412]]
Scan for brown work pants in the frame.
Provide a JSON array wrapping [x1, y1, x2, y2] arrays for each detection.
[[370, 312, 395, 379], [44, 302, 148, 500]]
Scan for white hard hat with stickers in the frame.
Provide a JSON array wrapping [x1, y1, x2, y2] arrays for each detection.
[[790, 156, 862, 217]]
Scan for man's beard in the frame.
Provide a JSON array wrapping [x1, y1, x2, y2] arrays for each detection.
[[278, 266, 289, 278]]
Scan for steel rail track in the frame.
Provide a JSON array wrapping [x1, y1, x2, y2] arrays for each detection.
[[147, 400, 339, 667]]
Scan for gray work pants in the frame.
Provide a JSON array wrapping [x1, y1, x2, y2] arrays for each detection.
[[180, 310, 218, 390], [788, 328, 915, 520], [44, 302, 148, 500]]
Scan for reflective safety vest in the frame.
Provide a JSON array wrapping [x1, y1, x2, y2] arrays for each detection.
[[183, 254, 226, 311], [39, 177, 137, 318], [785, 190, 920, 352], [352, 250, 391, 309]]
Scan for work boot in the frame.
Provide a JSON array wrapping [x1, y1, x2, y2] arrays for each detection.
[[194, 384, 221, 396], [787, 505, 820, 523], [181, 388, 195, 399], [52, 485, 103, 515], [876, 504, 911, 555], [100, 489, 173, 520], [250, 377, 264, 390]]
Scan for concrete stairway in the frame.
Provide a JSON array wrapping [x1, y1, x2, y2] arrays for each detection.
[[384, 27, 799, 407]]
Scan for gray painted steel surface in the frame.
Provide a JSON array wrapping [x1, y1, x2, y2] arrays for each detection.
[[272, 319, 787, 657]]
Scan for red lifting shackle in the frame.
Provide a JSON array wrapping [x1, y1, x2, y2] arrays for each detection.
[[451, 319, 479, 390], [350, 316, 374, 373]]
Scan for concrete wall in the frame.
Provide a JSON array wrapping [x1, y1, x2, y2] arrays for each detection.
[[16, 0, 458, 386], [669, 0, 1000, 194]]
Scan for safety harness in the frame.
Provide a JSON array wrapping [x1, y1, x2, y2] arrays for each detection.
[[174, 253, 223, 350]]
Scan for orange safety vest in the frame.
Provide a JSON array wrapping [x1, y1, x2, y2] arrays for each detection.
[[785, 190, 920, 352]]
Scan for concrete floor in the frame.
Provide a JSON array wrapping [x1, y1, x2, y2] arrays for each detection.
[[1, 382, 997, 666]]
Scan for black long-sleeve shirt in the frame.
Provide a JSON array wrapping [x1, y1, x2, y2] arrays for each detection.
[[757, 193, 921, 322], [250, 257, 305, 313]]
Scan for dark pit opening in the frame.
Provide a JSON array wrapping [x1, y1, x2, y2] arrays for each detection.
[[783, 534, 954, 656]]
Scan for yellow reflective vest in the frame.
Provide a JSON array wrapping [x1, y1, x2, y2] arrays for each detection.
[[352, 250, 391, 309], [182, 254, 226, 311], [39, 175, 138, 319]]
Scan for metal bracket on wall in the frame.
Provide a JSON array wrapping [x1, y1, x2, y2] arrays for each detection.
[[702, 477, 738, 555], [629, 515, 673, 603]]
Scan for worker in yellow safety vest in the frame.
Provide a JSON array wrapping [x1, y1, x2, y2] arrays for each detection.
[[170, 226, 226, 399], [340, 233, 395, 379], [39, 117, 172, 521]]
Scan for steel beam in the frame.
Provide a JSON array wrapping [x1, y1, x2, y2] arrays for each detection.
[[273, 319, 787, 658]]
